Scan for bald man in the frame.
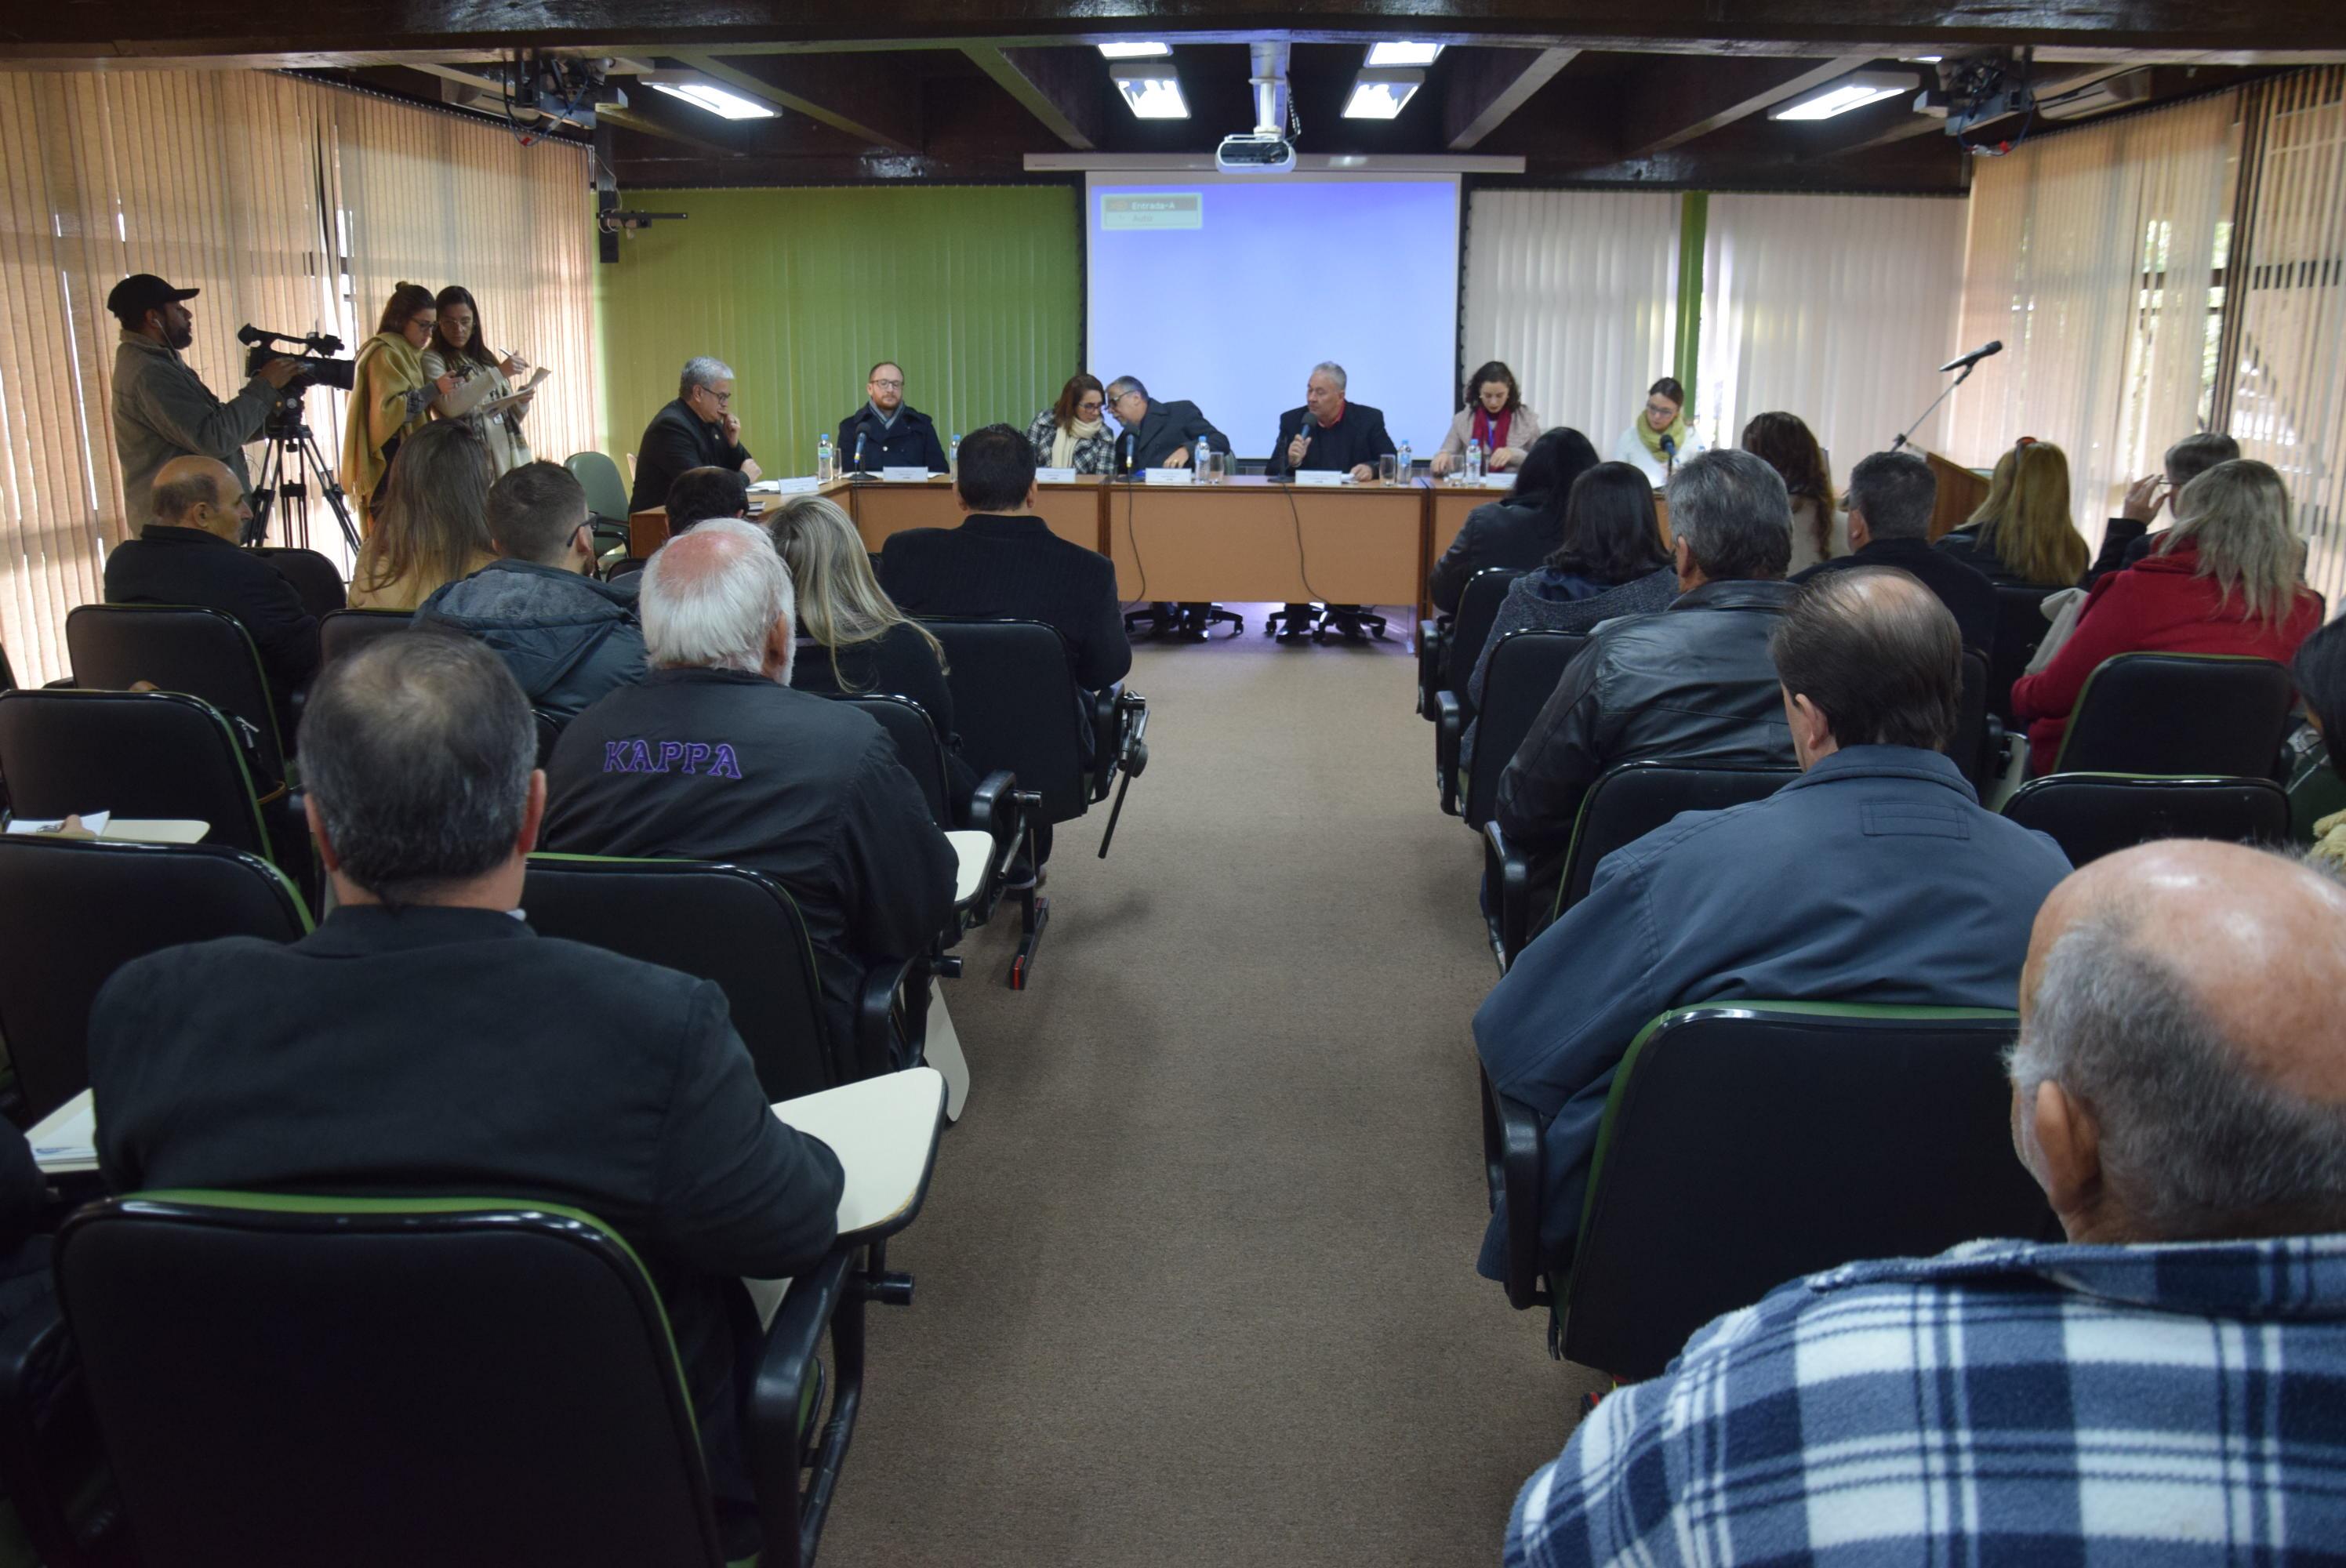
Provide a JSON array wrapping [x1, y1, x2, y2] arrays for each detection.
[[1510, 839, 2346, 1562], [1476, 567, 2070, 1281], [543, 520, 953, 1054], [104, 454, 320, 739]]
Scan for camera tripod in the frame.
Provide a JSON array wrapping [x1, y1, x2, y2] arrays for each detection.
[[245, 397, 359, 556]]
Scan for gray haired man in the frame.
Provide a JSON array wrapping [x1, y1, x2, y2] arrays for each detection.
[[628, 354, 759, 512]]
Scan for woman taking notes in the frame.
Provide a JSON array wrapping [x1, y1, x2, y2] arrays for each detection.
[[343, 281, 458, 531], [1433, 361, 1544, 476], [1613, 376, 1706, 485], [1024, 374, 1117, 474], [422, 284, 543, 477]]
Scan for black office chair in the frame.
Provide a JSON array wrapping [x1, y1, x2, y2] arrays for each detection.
[[0, 837, 309, 1119], [318, 608, 412, 668], [1952, 648, 1999, 794], [522, 855, 915, 1097], [1431, 568, 1527, 815], [605, 557, 650, 583], [1487, 1002, 2054, 1379], [1988, 583, 2062, 724], [532, 709, 563, 768], [1458, 630, 1586, 834], [42, 1189, 915, 1568], [0, 689, 278, 864], [2002, 773, 2291, 866], [921, 618, 1148, 988], [66, 603, 288, 791], [2051, 652, 2296, 777], [1484, 760, 1796, 971], [833, 693, 1022, 927], [252, 546, 348, 618]]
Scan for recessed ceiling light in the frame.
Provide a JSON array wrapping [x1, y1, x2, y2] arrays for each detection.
[[1097, 42, 1173, 60], [647, 82, 777, 120], [1109, 65, 1189, 119], [1366, 41, 1444, 67], [1343, 68, 1425, 120], [1768, 71, 1916, 122], [1911, 55, 1945, 64]]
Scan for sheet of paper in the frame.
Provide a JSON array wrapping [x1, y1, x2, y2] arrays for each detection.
[[1034, 466, 1079, 484], [1291, 470, 1347, 488], [880, 466, 937, 484], [7, 811, 111, 837], [749, 476, 819, 495], [1143, 468, 1194, 486], [30, 1088, 96, 1174]]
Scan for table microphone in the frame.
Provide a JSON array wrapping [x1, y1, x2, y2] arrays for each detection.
[[1939, 339, 2004, 373], [851, 428, 867, 473], [1659, 434, 1677, 463], [1116, 430, 1136, 475]]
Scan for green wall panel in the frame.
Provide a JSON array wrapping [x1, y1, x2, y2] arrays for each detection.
[[595, 184, 1083, 479]]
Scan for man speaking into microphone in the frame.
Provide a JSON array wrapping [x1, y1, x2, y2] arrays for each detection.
[[1264, 361, 1394, 482]]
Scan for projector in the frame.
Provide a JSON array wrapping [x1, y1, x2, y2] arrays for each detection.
[[1216, 132, 1297, 174]]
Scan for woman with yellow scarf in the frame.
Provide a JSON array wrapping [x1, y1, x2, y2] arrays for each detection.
[[343, 281, 459, 532], [1611, 375, 1708, 487]]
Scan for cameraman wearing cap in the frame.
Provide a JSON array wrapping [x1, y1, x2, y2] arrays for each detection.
[[108, 273, 301, 527]]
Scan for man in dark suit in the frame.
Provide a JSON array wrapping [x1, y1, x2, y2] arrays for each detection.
[[627, 356, 759, 513], [1262, 361, 1399, 641], [87, 633, 843, 1560], [1793, 449, 1996, 657], [837, 361, 948, 474], [1106, 376, 1229, 472], [102, 454, 319, 742]]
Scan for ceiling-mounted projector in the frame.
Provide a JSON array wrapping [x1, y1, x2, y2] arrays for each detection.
[[1216, 132, 1296, 173]]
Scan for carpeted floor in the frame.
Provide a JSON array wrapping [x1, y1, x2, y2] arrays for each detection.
[[820, 610, 1607, 1568]]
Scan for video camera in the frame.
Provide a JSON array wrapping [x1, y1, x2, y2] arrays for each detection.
[[239, 325, 354, 393]]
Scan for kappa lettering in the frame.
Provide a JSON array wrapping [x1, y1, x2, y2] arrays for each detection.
[[600, 739, 746, 779]]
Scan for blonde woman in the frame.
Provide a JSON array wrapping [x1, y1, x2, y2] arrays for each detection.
[[774, 494, 974, 814], [343, 281, 458, 530], [422, 284, 539, 477], [2011, 459, 2322, 775], [347, 420, 498, 610], [1937, 438, 2089, 587]]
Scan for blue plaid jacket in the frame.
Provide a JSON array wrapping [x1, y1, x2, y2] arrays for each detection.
[[1508, 1233, 2346, 1564]]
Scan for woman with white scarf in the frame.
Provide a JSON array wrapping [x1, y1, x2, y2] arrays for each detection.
[[1024, 373, 1117, 474]]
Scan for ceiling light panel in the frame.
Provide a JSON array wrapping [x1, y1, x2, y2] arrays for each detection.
[[1098, 41, 1174, 60], [1343, 69, 1425, 120], [1767, 71, 1918, 122], [1366, 42, 1444, 67], [647, 82, 777, 120], [1110, 66, 1189, 120]]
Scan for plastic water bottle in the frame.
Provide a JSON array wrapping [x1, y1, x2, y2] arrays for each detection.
[[1466, 439, 1484, 484], [949, 434, 961, 477], [1194, 434, 1210, 479], [816, 432, 834, 484], [1397, 441, 1413, 482]]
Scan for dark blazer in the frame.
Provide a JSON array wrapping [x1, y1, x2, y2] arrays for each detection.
[[87, 904, 845, 1552], [544, 668, 958, 1051], [103, 524, 320, 742], [629, 397, 753, 513], [877, 514, 1132, 693], [837, 404, 948, 474], [1476, 746, 2070, 1279], [1429, 497, 1563, 613], [1795, 534, 1998, 656], [791, 621, 979, 817], [1263, 402, 1396, 479], [1933, 524, 2083, 591], [1123, 398, 1229, 470], [2085, 518, 2161, 585]]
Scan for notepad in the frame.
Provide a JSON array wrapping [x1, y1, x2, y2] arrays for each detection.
[[6, 815, 209, 844], [29, 1089, 96, 1174]]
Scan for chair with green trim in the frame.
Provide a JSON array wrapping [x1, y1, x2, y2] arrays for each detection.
[[0, 688, 278, 864], [2002, 773, 2290, 866], [1460, 630, 1587, 835], [566, 449, 637, 561], [0, 836, 310, 1120], [1488, 1002, 2055, 1381], [318, 607, 412, 669], [521, 855, 917, 1098], [2050, 652, 2295, 778], [1431, 567, 1527, 815], [45, 1190, 895, 1567], [833, 692, 1025, 931]]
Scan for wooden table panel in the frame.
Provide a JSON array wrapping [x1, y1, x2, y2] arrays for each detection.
[[1106, 477, 1426, 608], [844, 479, 1104, 555]]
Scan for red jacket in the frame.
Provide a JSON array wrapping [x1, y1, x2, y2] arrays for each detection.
[[2010, 543, 2322, 775]]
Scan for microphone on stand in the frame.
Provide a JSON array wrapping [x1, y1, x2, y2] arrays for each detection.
[[1115, 430, 1137, 476], [851, 427, 868, 474], [1938, 339, 2004, 374], [1659, 432, 1678, 477], [1895, 341, 2003, 450]]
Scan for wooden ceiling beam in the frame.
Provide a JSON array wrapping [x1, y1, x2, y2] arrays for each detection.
[[962, 43, 1110, 151], [1614, 52, 1886, 159], [1444, 46, 1579, 150], [668, 50, 921, 151]]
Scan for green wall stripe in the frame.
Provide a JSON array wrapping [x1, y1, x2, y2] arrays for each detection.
[[1674, 191, 1708, 395], [594, 185, 1083, 479]]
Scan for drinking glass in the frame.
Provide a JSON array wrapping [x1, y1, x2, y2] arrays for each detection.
[[1208, 451, 1227, 484], [1378, 454, 1400, 485]]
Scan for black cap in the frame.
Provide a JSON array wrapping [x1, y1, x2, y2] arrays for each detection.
[[106, 274, 199, 323]]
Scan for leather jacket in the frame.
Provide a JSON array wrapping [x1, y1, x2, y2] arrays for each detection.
[[1494, 577, 1799, 858]]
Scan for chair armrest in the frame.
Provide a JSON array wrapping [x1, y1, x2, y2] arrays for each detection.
[[1434, 691, 1465, 816], [855, 955, 926, 1078], [965, 768, 1018, 848], [1417, 617, 1451, 720], [1088, 688, 1120, 801], [1491, 1085, 1549, 1312], [1483, 818, 1531, 971], [744, 1242, 857, 1563]]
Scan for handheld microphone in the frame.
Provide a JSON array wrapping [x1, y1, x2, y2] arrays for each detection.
[[1938, 339, 2004, 373]]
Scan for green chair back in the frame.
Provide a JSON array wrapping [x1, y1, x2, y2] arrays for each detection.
[[567, 450, 634, 521]]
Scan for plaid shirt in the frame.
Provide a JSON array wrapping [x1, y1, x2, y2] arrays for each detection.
[[1509, 1233, 2346, 1565]]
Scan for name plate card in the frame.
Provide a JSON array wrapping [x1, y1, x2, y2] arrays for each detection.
[[881, 466, 936, 483], [1291, 470, 1347, 487], [1143, 467, 1194, 485], [763, 476, 820, 494], [1034, 466, 1079, 483]]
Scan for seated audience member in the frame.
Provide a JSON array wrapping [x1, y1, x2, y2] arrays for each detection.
[[1935, 437, 2090, 587], [877, 423, 1131, 699], [1025, 373, 1117, 474], [415, 461, 647, 723], [1433, 361, 1544, 477], [1740, 411, 1846, 575], [2091, 431, 2240, 583], [837, 361, 948, 474], [2297, 621, 2346, 871], [664, 464, 751, 533], [1426, 426, 1601, 613], [347, 419, 497, 611], [1509, 840, 2346, 1562], [629, 357, 758, 514], [1796, 448, 1996, 654], [1495, 448, 1798, 866], [776, 495, 977, 816], [86, 633, 843, 1559], [1478, 568, 2068, 1279], [2011, 459, 2322, 776], [543, 520, 956, 1049], [1462, 463, 1676, 768], [103, 454, 318, 741]]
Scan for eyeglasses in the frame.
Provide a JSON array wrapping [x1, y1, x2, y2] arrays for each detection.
[[1078, 400, 1103, 414], [870, 377, 904, 390], [701, 387, 733, 406], [1644, 401, 1678, 418]]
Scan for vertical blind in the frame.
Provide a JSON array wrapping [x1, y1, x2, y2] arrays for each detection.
[[1950, 93, 2239, 545], [1462, 191, 1682, 447], [0, 69, 597, 684], [1698, 194, 1969, 489]]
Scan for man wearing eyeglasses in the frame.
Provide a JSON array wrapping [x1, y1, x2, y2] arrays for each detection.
[[629, 356, 761, 514], [837, 361, 949, 474]]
